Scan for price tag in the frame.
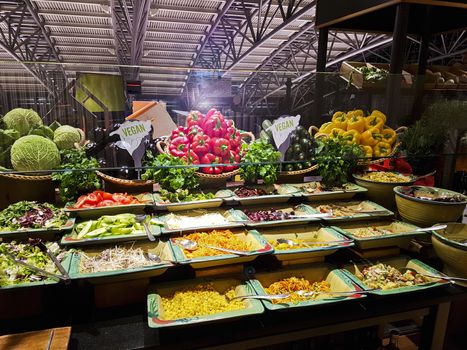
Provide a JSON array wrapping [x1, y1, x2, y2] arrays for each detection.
[[110, 120, 152, 168], [267, 115, 301, 160]]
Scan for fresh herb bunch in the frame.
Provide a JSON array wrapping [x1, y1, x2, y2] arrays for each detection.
[[141, 153, 199, 192], [239, 139, 281, 185], [52, 148, 101, 202], [356, 66, 389, 81], [315, 138, 363, 188]]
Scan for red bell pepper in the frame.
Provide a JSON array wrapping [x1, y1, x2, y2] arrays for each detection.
[[187, 125, 204, 141], [211, 137, 231, 157], [205, 108, 218, 119], [186, 110, 204, 129], [224, 119, 235, 128], [169, 136, 190, 157], [191, 134, 211, 155], [226, 127, 241, 149], [200, 153, 223, 174], [182, 150, 200, 165], [223, 150, 240, 172], [204, 114, 227, 138], [171, 126, 187, 139]]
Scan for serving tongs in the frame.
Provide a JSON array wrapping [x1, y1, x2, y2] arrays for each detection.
[[0, 239, 70, 283]]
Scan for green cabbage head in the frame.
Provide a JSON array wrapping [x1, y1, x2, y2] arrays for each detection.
[[53, 125, 81, 150], [11, 135, 60, 171], [2, 108, 43, 136]]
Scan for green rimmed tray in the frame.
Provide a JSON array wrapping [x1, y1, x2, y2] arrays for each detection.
[[0, 217, 75, 240], [310, 200, 394, 223], [291, 182, 368, 202], [147, 277, 264, 328], [0, 250, 73, 290], [153, 193, 224, 212], [260, 225, 354, 261], [248, 263, 365, 311], [60, 220, 161, 246], [332, 220, 425, 250], [156, 209, 244, 234], [64, 193, 155, 219], [67, 240, 174, 283], [341, 256, 449, 296], [231, 204, 323, 228], [228, 184, 301, 206], [169, 229, 273, 269]]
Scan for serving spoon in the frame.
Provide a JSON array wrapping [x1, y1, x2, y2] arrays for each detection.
[[136, 214, 156, 242], [230, 289, 376, 301], [400, 267, 467, 283], [176, 239, 251, 256], [378, 224, 448, 236]]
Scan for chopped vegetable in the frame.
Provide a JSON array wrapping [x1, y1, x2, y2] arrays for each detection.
[[359, 263, 429, 290], [265, 277, 331, 304], [158, 189, 215, 203], [72, 191, 144, 209], [0, 201, 68, 231], [244, 209, 293, 222], [74, 214, 144, 239]]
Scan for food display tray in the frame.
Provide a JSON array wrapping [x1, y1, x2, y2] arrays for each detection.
[[248, 263, 365, 311], [230, 204, 324, 228], [65, 193, 154, 219], [169, 229, 273, 269], [309, 201, 394, 223], [291, 183, 367, 202], [156, 209, 244, 234], [341, 256, 449, 296], [60, 223, 161, 246], [147, 277, 264, 328], [67, 240, 174, 283], [153, 196, 224, 212], [228, 184, 301, 206], [332, 220, 424, 250], [0, 217, 75, 240], [259, 225, 353, 261]]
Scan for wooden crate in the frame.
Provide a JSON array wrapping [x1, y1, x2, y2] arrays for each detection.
[[404, 64, 437, 90], [428, 65, 461, 89], [340, 61, 412, 89]]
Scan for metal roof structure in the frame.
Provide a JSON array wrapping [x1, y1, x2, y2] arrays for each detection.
[[0, 0, 465, 115]]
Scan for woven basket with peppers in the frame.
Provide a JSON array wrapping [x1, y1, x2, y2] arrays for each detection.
[[309, 109, 406, 165], [156, 108, 254, 179]]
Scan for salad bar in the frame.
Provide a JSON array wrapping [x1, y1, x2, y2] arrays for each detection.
[[0, 107, 466, 350]]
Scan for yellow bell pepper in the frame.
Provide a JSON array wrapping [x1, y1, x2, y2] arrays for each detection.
[[370, 109, 387, 124], [361, 127, 382, 146], [318, 122, 334, 134], [360, 145, 373, 158], [342, 129, 361, 145], [331, 112, 348, 130], [349, 109, 365, 118], [365, 115, 384, 130], [373, 141, 392, 157], [381, 127, 397, 145], [329, 128, 345, 139], [346, 115, 365, 134]]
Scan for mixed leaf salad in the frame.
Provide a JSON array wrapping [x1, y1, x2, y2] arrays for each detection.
[[0, 241, 65, 287], [158, 189, 216, 203], [0, 201, 69, 231]]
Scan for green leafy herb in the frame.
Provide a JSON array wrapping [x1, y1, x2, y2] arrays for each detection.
[[315, 138, 363, 188], [141, 153, 199, 192], [239, 139, 281, 185], [52, 148, 101, 202]]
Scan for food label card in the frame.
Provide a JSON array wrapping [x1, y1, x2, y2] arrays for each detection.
[[267, 115, 301, 160]]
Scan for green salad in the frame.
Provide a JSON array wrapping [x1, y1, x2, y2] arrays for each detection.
[[0, 241, 63, 287], [159, 189, 215, 203], [74, 213, 145, 239], [0, 201, 69, 231]]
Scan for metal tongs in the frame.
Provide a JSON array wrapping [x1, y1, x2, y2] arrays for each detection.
[[1, 238, 70, 283]]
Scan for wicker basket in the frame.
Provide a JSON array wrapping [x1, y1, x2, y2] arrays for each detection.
[[0, 173, 55, 209], [96, 171, 154, 194], [155, 131, 254, 182], [308, 125, 406, 165]]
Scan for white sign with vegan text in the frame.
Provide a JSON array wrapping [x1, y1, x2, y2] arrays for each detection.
[[110, 120, 152, 167], [268, 115, 301, 149]]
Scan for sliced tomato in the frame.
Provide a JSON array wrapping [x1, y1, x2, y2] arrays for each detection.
[[102, 191, 114, 200], [111, 194, 130, 204], [97, 200, 116, 207], [84, 193, 99, 204], [74, 196, 88, 208]]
